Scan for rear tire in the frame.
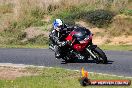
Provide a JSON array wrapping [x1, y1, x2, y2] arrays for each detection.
[[92, 47, 107, 64]]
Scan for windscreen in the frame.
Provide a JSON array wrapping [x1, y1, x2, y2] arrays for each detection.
[[73, 27, 91, 41]]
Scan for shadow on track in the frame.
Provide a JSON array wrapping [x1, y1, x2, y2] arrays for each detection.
[[61, 59, 114, 64]]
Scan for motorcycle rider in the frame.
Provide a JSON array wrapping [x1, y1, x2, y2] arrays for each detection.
[[49, 19, 72, 59]]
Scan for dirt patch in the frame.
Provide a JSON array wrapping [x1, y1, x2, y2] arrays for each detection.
[[22, 27, 49, 42], [42, 15, 51, 22], [75, 21, 105, 34], [109, 36, 132, 45], [92, 36, 108, 45], [0, 66, 38, 80], [24, 27, 49, 38], [0, 29, 3, 32], [114, 14, 132, 19], [75, 20, 90, 28]]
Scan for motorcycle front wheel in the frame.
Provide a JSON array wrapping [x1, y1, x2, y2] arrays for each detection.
[[91, 47, 107, 64]]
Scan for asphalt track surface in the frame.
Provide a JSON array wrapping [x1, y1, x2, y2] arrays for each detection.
[[0, 48, 132, 77]]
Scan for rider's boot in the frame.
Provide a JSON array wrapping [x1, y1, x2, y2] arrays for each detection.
[[55, 45, 61, 59]]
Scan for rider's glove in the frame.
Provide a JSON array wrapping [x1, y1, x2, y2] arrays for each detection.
[[67, 40, 72, 45], [56, 28, 61, 32], [59, 41, 66, 47], [59, 41, 71, 47]]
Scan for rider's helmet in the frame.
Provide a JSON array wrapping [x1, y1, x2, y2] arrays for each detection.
[[53, 19, 63, 31]]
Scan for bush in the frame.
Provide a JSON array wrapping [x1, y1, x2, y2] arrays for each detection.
[[63, 19, 75, 26], [123, 9, 132, 16], [84, 10, 115, 27], [54, 6, 87, 25], [54, 6, 114, 28], [17, 32, 27, 40]]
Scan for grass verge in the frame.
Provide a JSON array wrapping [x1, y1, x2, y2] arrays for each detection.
[[0, 67, 131, 88], [0, 44, 132, 51], [0, 44, 48, 49], [100, 45, 132, 51]]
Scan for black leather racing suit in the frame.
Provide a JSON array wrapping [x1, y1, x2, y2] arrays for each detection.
[[49, 25, 73, 58]]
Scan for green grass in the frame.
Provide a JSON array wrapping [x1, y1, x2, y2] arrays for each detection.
[[0, 44, 132, 51], [100, 45, 132, 51], [0, 67, 131, 88], [0, 44, 48, 48]]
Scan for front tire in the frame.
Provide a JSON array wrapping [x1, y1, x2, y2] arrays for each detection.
[[91, 47, 107, 64]]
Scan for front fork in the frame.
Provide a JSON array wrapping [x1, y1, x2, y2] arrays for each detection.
[[86, 45, 97, 60]]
